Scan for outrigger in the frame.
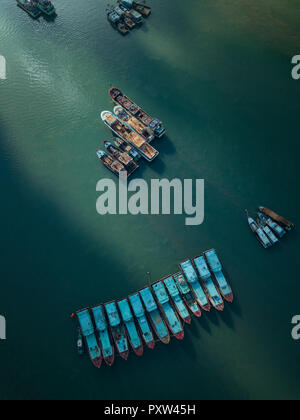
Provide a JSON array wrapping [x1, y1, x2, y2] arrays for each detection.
[[109, 87, 166, 138], [114, 106, 155, 143], [204, 249, 234, 303], [104, 302, 129, 360], [91, 305, 115, 366], [128, 293, 155, 349], [193, 256, 224, 311], [152, 281, 184, 340], [259, 206, 294, 231], [139, 287, 170, 344], [173, 272, 202, 318], [117, 299, 143, 356], [179, 260, 211, 311], [163, 276, 191, 324], [76, 309, 102, 368]]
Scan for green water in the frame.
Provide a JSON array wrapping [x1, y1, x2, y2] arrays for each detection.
[[1, 0, 300, 400]]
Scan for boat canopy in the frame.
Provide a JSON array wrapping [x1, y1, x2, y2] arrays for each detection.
[[105, 302, 121, 327], [118, 299, 133, 323], [129, 294, 145, 318], [91, 306, 107, 332], [194, 256, 211, 280], [152, 282, 169, 305], [180, 260, 199, 284], [164, 276, 179, 298], [77, 310, 94, 337], [140, 288, 157, 312], [205, 250, 222, 273]]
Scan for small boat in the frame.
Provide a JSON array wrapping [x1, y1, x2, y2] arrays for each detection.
[[101, 111, 159, 162], [193, 256, 224, 311], [119, 3, 143, 24], [91, 305, 115, 366], [36, 0, 56, 16], [173, 272, 201, 318], [139, 287, 170, 344], [104, 302, 129, 360], [16, 0, 41, 18], [114, 106, 155, 143], [204, 249, 234, 303], [163, 276, 191, 324], [117, 299, 143, 356], [123, 15, 136, 29], [104, 141, 139, 175], [152, 281, 184, 339], [77, 327, 84, 355], [261, 225, 279, 245], [96, 150, 128, 177], [247, 211, 273, 249], [132, 1, 152, 17], [113, 137, 140, 161], [76, 309, 102, 368], [109, 87, 166, 138], [257, 212, 286, 238], [128, 293, 155, 349], [179, 260, 211, 311], [259, 206, 294, 231], [106, 9, 129, 35]]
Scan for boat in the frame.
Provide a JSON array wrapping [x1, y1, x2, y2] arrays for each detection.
[[106, 9, 129, 35], [179, 260, 211, 311], [35, 0, 56, 16], [104, 302, 129, 360], [128, 293, 155, 349], [173, 272, 201, 318], [117, 299, 143, 356], [246, 211, 273, 248], [101, 111, 159, 162], [118, 3, 143, 24], [132, 1, 152, 17], [113, 137, 140, 161], [261, 225, 279, 245], [163, 276, 191, 324], [96, 150, 128, 177], [91, 305, 114, 366], [123, 15, 136, 29], [104, 141, 139, 175], [109, 87, 166, 138], [114, 106, 155, 143], [193, 256, 224, 311], [204, 249, 234, 303], [16, 0, 41, 18], [139, 287, 170, 344], [257, 212, 286, 238], [259, 206, 294, 231], [76, 309, 102, 368], [77, 327, 84, 355], [152, 281, 184, 339]]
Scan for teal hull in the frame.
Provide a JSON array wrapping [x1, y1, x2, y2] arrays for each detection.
[[164, 276, 191, 324], [180, 260, 210, 311], [91, 305, 114, 366], [129, 293, 155, 349], [118, 299, 143, 356]]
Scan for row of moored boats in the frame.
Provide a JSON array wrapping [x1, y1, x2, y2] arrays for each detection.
[[246, 206, 294, 248], [73, 249, 233, 368], [106, 0, 151, 35], [98, 87, 166, 176], [16, 0, 56, 18]]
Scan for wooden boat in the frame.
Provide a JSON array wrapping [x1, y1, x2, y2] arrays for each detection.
[[132, 2, 151, 17], [104, 141, 139, 175], [96, 150, 128, 178], [259, 206, 294, 231]]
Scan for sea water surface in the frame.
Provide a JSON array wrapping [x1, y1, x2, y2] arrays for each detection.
[[0, 0, 300, 400]]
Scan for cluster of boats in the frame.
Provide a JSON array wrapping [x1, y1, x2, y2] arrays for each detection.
[[73, 249, 233, 368], [16, 0, 56, 18], [246, 206, 294, 249], [98, 87, 166, 176], [106, 0, 151, 35]]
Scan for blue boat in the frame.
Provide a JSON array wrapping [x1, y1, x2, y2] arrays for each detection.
[[173, 272, 202, 318], [204, 249, 233, 303], [117, 299, 143, 356], [261, 225, 279, 245], [247, 213, 273, 249], [91, 305, 114, 366], [163, 276, 191, 324], [17, 0, 41, 18], [257, 212, 286, 238], [104, 302, 129, 360], [152, 281, 184, 340], [193, 256, 224, 311], [179, 260, 211, 311], [36, 0, 56, 16], [128, 293, 155, 349], [139, 287, 170, 344], [76, 309, 102, 368], [259, 206, 294, 231]]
